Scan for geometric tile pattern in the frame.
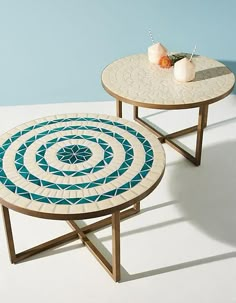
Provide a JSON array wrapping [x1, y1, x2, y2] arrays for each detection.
[[0, 114, 165, 213], [57, 145, 92, 164], [35, 134, 113, 176], [102, 54, 235, 108]]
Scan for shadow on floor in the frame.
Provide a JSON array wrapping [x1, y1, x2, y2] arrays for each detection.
[[141, 110, 236, 130], [121, 251, 236, 282], [170, 140, 236, 246], [20, 141, 236, 282], [22, 200, 179, 263], [121, 140, 236, 281]]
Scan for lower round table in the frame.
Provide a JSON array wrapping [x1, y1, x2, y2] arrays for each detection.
[[102, 53, 235, 166], [0, 113, 165, 282]]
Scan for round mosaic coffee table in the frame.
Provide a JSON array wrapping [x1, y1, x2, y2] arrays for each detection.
[[102, 54, 235, 166], [0, 113, 165, 281]]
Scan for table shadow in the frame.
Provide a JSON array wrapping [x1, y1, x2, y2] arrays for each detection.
[[194, 66, 232, 82], [169, 140, 236, 246], [20, 141, 236, 282], [121, 140, 236, 282], [220, 60, 236, 94], [121, 251, 236, 282], [20, 201, 178, 263], [138, 115, 236, 159]]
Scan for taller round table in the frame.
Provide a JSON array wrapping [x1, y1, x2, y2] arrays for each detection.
[[0, 113, 165, 282], [102, 54, 235, 165]]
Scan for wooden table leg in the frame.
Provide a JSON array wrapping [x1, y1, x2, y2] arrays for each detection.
[[195, 105, 208, 166], [1, 205, 79, 264], [133, 104, 209, 166], [203, 104, 209, 128], [133, 105, 138, 120], [1, 205, 16, 263], [133, 201, 140, 213], [1, 204, 136, 283], [116, 99, 123, 118], [112, 211, 120, 282], [68, 211, 122, 282]]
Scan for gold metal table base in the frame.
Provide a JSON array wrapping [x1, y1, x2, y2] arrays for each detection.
[[1, 202, 140, 282], [116, 99, 208, 166]]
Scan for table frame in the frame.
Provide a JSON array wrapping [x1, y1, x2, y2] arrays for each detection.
[[116, 99, 209, 166], [1, 202, 140, 282], [102, 54, 235, 167], [0, 113, 165, 282]]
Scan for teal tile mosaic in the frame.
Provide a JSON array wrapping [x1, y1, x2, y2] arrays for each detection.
[[57, 145, 92, 164], [0, 116, 154, 205]]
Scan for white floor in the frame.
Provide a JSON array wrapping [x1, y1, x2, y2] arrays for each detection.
[[0, 97, 236, 303]]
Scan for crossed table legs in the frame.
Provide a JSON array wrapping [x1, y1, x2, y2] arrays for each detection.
[[1, 202, 140, 282], [116, 99, 208, 166]]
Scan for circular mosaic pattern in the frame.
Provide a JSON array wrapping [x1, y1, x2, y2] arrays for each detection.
[[0, 114, 165, 219], [102, 54, 235, 109], [57, 145, 93, 164]]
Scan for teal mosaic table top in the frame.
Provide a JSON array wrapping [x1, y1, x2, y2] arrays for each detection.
[[0, 113, 165, 219]]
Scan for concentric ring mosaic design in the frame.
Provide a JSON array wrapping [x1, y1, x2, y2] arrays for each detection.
[[57, 145, 93, 164], [0, 114, 165, 215]]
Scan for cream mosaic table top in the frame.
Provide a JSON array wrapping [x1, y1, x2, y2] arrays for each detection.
[[0, 113, 165, 219], [102, 54, 235, 109]]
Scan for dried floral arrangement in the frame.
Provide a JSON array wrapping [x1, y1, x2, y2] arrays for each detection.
[[159, 54, 186, 68]]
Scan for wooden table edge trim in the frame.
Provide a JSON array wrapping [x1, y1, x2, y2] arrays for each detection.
[[101, 79, 235, 110], [0, 171, 165, 281], [0, 168, 164, 220]]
